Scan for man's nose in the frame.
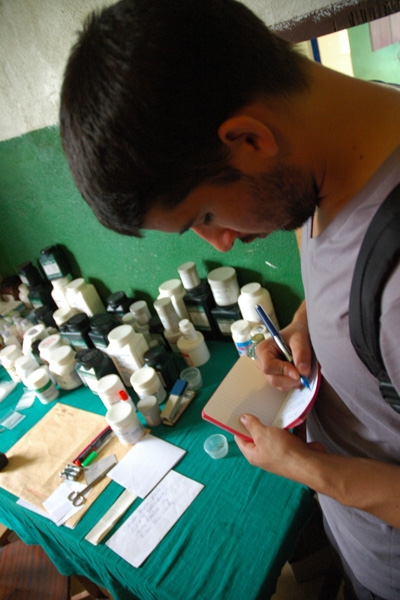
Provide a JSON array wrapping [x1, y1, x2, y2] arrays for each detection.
[[191, 224, 237, 252]]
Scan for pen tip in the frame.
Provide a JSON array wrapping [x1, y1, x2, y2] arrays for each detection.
[[300, 376, 311, 389]]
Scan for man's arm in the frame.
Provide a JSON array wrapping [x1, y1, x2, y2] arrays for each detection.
[[235, 417, 400, 529]]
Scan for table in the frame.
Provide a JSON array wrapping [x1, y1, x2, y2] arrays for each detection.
[[0, 341, 313, 600]]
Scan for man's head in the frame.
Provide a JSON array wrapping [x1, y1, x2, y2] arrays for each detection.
[[60, 0, 311, 239]]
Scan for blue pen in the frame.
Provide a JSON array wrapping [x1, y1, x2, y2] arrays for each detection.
[[254, 304, 311, 389]]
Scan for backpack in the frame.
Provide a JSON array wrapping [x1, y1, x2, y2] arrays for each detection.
[[349, 183, 400, 413]]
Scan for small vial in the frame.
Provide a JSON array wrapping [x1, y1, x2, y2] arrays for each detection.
[[230, 320, 252, 357], [106, 402, 144, 445], [177, 319, 210, 367]]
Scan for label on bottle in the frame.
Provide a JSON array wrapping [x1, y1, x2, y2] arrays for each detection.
[[187, 306, 211, 330], [234, 339, 252, 356], [42, 261, 63, 278], [216, 317, 236, 335]]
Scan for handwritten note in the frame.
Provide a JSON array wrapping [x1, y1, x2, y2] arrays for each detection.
[[106, 470, 203, 567]]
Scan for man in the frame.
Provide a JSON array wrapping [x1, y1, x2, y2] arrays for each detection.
[[60, 1, 400, 598]]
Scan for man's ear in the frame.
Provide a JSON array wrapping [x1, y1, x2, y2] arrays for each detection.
[[218, 115, 278, 167]]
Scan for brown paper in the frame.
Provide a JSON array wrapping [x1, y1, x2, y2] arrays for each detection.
[[0, 403, 138, 526]]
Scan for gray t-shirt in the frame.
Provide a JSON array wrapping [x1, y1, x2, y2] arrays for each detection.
[[302, 146, 400, 598]]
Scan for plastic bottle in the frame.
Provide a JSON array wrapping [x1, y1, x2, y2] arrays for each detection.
[[38, 334, 65, 365], [0, 344, 24, 381], [75, 348, 119, 394], [106, 291, 135, 315], [88, 313, 121, 350], [177, 261, 218, 338], [153, 297, 181, 354], [27, 367, 59, 404], [106, 401, 144, 445], [129, 300, 153, 345], [14, 354, 41, 387], [207, 267, 242, 337], [238, 282, 279, 328], [96, 373, 129, 409], [177, 319, 210, 367], [39, 244, 72, 281], [63, 312, 94, 350], [106, 324, 149, 387], [22, 324, 47, 356], [47, 345, 82, 390], [143, 344, 180, 390], [158, 279, 189, 320], [130, 366, 167, 404], [230, 320, 252, 357], [53, 305, 78, 329], [51, 276, 73, 310], [65, 278, 105, 317]]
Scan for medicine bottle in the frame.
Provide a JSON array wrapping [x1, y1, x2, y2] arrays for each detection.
[[65, 278, 105, 317], [39, 244, 72, 281], [97, 373, 130, 408], [207, 267, 242, 338], [143, 344, 180, 390], [14, 354, 40, 387], [0, 344, 23, 381], [177, 319, 210, 367], [106, 324, 149, 387], [130, 366, 167, 404], [27, 366, 59, 404], [63, 313, 94, 350], [153, 297, 181, 354], [18, 283, 33, 309], [106, 291, 135, 315], [38, 333, 65, 365], [106, 401, 144, 445], [51, 276, 73, 310], [18, 261, 56, 311], [22, 324, 47, 356], [75, 348, 119, 394], [177, 261, 219, 339], [129, 300, 153, 345], [47, 345, 82, 390], [88, 313, 121, 350], [158, 279, 189, 321], [230, 320, 252, 357], [238, 282, 279, 328], [34, 305, 58, 333]]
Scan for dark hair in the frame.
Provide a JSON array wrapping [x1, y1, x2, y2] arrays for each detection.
[[60, 0, 310, 237]]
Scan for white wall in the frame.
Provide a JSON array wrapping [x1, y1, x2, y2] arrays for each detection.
[[0, 0, 373, 141]]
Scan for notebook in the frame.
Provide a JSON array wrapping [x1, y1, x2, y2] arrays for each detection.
[[202, 356, 321, 441]]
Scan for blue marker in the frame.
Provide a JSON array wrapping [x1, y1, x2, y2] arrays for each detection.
[[254, 304, 311, 389]]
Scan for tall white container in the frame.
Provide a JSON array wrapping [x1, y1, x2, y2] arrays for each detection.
[[0, 344, 24, 381], [238, 282, 279, 328], [106, 402, 144, 445], [207, 266, 240, 306], [65, 278, 105, 317], [177, 319, 210, 367], [158, 279, 189, 320], [153, 297, 181, 354], [51, 276, 73, 310], [107, 324, 149, 387]]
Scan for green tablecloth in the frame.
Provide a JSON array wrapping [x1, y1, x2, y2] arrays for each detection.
[[0, 342, 313, 600]]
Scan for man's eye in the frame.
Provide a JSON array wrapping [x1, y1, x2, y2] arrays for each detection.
[[203, 213, 213, 226]]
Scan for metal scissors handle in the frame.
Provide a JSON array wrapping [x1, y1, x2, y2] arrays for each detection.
[[67, 464, 114, 507]]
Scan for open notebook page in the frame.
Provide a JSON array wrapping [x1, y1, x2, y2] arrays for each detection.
[[202, 356, 320, 441]]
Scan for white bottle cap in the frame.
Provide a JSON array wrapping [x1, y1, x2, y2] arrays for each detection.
[[48, 345, 74, 366], [27, 366, 51, 389], [53, 306, 77, 326], [52, 276, 72, 289], [158, 279, 185, 297], [108, 324, 135, 347], [178, 261, 201, 290], [106, 402, 135, 429], [66, 277, 85, 292], [23, 324, 46, 342], [0, 344, 23, 365], [207, 267, 239, 306], [38, 334, 64, 362], [129, 300, 151, 325], [130, 366, 158, 389], [179, 319, 197, 341], [240, 282, 261, 297], [230, 319, 251, 338]]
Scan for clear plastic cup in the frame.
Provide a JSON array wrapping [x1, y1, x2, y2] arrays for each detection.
[[203, 434, 229, 459]]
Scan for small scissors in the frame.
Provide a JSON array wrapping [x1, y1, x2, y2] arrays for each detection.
[[67, 464, 114, 507]]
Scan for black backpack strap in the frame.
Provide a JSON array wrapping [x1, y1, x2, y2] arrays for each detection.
[[349, 183, 400, 412]]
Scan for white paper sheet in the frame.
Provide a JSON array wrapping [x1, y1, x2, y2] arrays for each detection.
[[106, 470, 203, 567], [107, 434, 186, 498], [42, 479, 89, 526]]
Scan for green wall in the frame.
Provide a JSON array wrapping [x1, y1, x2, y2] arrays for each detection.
[[348, 23, 400, 84], [0, 126, 304, 326]]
